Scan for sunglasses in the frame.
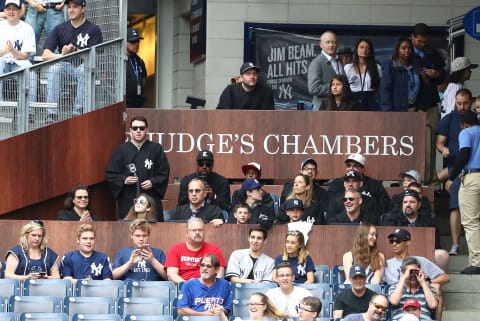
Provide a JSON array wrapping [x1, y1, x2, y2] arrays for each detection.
[[389, 239, 404, 244], [76, 196, 89, 200], [343, 197, 357, 202], [371, 302, 387, 312], [200, 263, 214, 268], [134, 198, 148, 205], [197, 161, 212, 167], [188, 189, 203, 194], [30, 220, 44, 227], [131, 126, 146, 131], [287, 230, 301, 236]]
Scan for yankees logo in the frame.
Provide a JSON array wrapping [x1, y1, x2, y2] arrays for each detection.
[[144, 159, 153, 169], [14, 40, 23, 51], [90, 262, 103, 276], [76, 33, 90, 48], [297, 263, 306, 276]]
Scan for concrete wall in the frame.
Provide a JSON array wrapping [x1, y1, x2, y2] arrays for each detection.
[[158, 0, 480, 109]]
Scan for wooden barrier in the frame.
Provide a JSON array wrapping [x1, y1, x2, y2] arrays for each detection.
[[125, 109, 427, 182], [0, 220, 434, 268]]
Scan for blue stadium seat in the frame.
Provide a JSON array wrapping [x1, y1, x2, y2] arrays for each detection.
[[176, 316, 220, 321], [0, 312, 14, 321], [332, 284, 351, 301], [296, 283, 331, 301], [118, 297, 169, 317], [365, 284, 382, 294], [74, 280, 125, 299], [64, 297, 115, 318], [9, 296, 62, 316], [125, 316, 173, 321], [230, 282, 277, 300], [19, 312, 69, 321], [319, 299, 332, 319], [126, 280, 176, 300], [0, 279, 21, 303], [331, 265, 346, 285], [231, 299, 249, 319], [313, 265, 330, 283], [0, 297, 5, 313], [23, 279, 73, 299], [72, 313, 122, 321]]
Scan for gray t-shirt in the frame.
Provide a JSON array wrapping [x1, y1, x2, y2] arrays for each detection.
[[383, 256, 444, 285]]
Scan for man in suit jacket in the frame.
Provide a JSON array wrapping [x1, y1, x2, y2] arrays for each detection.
[[307, 31, 344, 110]]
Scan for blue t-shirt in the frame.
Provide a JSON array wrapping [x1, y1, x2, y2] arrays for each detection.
[[436, 111, 462, 168], [178, 278, 233, 313], [6, 245, 58, 276], [61, 250, 112, 280], [274, 255, 315, 284], [112, 246, 166, 282], [459, 125, 480, 170]]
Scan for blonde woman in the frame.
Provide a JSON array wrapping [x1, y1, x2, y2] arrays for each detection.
[[273, 230, 315, 283], [343, 222, 385, 284], [246, 292, 289, 321], [5, 220, 60, 280]]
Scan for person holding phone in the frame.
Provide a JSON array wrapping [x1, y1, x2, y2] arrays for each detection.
[[112, 219, 167, 282], [4, 220, 60, 280]]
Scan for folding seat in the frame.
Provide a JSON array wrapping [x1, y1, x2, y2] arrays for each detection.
[[75, 280, 125, 299], [175, 316, 221, 321], [230, 282, 277, 301], [118, 297, 169, 318], [18, 312, 69, 321], [71, 313, 122, 321], [331, 265, 346, 285], [365, 283, 382, 294], [8, 296, 62, 317], [23, 279, 73, 300], [332, 284, 351, 301], [231, 299, 249, 319], [313, 265, 330, 283], [125, 316, 173, 321], [126, 281, 176, 301], [0, 279, 21, 305], [0, 312, 15, 321], [296, 283, 331, 302], [64, 297, 115, 318]]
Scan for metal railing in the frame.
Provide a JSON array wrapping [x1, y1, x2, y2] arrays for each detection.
[[0, 38, 124, 139]]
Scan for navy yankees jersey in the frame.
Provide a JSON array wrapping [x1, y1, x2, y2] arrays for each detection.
[[61, 250, 112, 280]]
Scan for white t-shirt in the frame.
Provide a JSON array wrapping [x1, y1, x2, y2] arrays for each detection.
[[0, 19, 35, 67], [266, 286, 313, 317], [344, 63, 382, 92]]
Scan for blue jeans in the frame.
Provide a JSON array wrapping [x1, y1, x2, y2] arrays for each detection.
[[46, 62, 84, 115], [0, 59, 38, 114], [25, 7, 65, 51]]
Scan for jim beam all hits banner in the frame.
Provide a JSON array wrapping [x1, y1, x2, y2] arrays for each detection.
[[254, 28, 320, 108]]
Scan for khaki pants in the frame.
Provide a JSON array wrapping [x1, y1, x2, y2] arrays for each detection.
[[459, 172, 480, 266]]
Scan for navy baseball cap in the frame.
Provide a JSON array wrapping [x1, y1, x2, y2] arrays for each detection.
[[285, 199, 304, 210], [127, 28, 144, 42], [344, 170, 362, 181], [240, 62, 260, 74], [349, 264, 367, 278], [66, 0, 86, 6], [300, 158, 317, 170], [403, 189, 421, 202], [241, 178, 263, 193], [196, 150, 214, 162], [388, 228, 411, 241]]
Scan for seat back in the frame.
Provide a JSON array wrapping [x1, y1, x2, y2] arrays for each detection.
[[365, 283, 382, 294], [270, 193, 279, 216], [23, 279, 73, 299], [9, 296, 61, 316], [0, 280, 21, 301], [125, 316, 173, 321], [176, 316, 220, 321], [0, 312, 15, 321], [331, 265, 346, 284], [332, 284, 351, 301], [231, 299, 249, 319], [64, 297, 115, 317], [296, 283, 331, 301], [72, 313, 122, 321], [126, 281, 176, 302], [18, 312, 69, 321], [75, 280, 125, 299], [118, 297, 168, 317], [313, 265, 330, 283], [230, 282, 277, 300]]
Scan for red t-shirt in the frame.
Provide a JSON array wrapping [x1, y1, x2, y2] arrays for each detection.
[[164, 241, 226, 280]]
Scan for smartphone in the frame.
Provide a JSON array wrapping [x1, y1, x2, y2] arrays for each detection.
[[140, 244, 150, 249], [40, 272, 47, 278]]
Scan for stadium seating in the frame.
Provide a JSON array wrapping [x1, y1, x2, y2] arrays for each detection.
[[0, 312, 15, 321], [64, 297, 115, 318], [125, 316, 173, 321], [9, 296, 62, 316], [23, 279, 73, 299], [313, 265, 330, 283], [230, 282, 277, 300], [71, 313, 122, 321], [118, 297, 169, 318], [74, 280, 125, 299], [296, 283, 331, 301], [19, 312, 69, 321], [331, 265, 346, 285]]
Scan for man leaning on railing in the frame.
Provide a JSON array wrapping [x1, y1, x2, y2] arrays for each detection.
[[41, 0, 102, 124]]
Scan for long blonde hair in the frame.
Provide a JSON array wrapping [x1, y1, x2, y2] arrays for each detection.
[[19, 220, 48, 252], [352, 222, 383, 271], [286, 174, 313, 208], [250, 292, 289, 319], [282, 230, 309, 264]]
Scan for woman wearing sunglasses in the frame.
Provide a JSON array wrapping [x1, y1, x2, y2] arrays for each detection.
[[5, 220, 60, 280], [124, 193, 158, 221], [57, 184, 96, 222]]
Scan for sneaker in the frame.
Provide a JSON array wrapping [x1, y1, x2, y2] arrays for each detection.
[[449, 244, 460, 256], [460, 266, 480, 274]]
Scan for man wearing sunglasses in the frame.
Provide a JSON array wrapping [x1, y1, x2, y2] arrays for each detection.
[[177, 253, 232, 318], [106, 115, 171, 220], [383, 228, 449, 321], [328, 188, 379, 225], [342, 294, 388, 321], [178, 150, 231, 212]]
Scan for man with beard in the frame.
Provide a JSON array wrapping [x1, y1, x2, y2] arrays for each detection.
[[436, 88, 473, 256], [328, 188, 379, 225], [388, 257, 438, 321], [165, 217, 225, 284], [226, 227, 275, 283], [217, 62, 274, 110], [342, 294, 388, 321], [177, 254, 232, 318], [333, 265, 377, 319], [171, 178, 224, 226], [177, 150, 231, 212], [383, 189, 449, 273]]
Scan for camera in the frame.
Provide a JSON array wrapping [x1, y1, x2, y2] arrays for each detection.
[[410, 269, 419, 276]]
